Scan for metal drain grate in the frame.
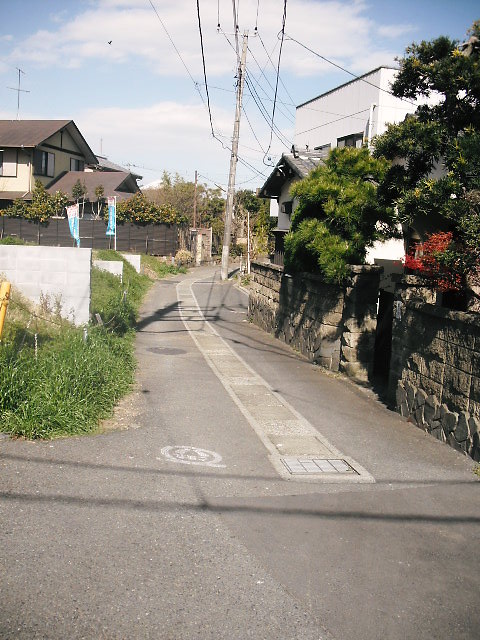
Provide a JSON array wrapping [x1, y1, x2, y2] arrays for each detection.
[[281, 457, 357, 475]]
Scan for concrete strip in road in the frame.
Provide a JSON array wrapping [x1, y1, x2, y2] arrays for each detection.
[[177, 277, 374, 484]]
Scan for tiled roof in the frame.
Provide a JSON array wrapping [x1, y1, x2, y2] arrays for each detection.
[[0, 120, 71, 147], [93, 155, 142, 180], [0, 120, 97, 164], [258, 150, 325, 198], [46, 171, 139, 201]]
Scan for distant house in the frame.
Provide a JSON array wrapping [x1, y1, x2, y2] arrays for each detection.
[[257, 149, 325, 265], [46, 169, 141, 217], [86, 154, 142, 183], [0, 120, 97, 207], [0, 120, 143, 218]]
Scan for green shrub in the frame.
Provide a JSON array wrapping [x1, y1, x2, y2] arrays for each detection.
[[285, 147, 395, 283], [0, 236, 26, 245]]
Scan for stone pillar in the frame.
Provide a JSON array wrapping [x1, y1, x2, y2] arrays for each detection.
[[339, 265, 382, 383]]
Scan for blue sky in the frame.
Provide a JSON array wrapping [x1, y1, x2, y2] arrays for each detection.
[[1, 0, 478, 191]]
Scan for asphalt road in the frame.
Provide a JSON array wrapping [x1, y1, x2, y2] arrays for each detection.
[[1, 265, 479, 640]]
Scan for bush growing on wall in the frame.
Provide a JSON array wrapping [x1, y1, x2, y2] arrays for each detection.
[[284, 147, 395, 283]]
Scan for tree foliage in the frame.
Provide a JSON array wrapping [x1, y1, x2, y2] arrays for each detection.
[[72, 179, 87, 202], [144, 171, 226, 250], [116, 192, 186, 225], [234, 189, 273, 257], [3, 180, 68, 223], [373, 21, 480, 295], [284, 147, 395, 283], [144, 171, 226, 229]]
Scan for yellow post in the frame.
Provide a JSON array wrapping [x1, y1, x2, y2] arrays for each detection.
[[0, 281, 11, 339]]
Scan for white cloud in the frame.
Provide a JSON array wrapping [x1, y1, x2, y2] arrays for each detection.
[[4, 0, 409, 79], [75, 99, 278, 187], [377, 24, 416, 39]]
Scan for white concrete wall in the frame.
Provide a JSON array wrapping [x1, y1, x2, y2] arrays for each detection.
[[0, 246, 91, 325], [277, 178, 302, 231], [120, 253, 141, 273], [93, 260, 123, 281]]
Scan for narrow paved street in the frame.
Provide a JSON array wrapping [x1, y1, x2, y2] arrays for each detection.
[[1, 266, 479, 640]]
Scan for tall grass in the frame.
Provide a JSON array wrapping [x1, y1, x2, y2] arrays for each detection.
[[0, 250, 185, 439]]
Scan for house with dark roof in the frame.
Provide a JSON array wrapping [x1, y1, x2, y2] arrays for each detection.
[[46, 170, 140, 217], [258, 147, 326, 265], [87, 154, 142, 183], [259, 67, 431, 272], [0, 120, 97, 206]]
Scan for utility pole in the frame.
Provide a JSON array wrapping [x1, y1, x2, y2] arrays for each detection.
[[193, 169, 198, 229], [221, 32, 248, 281]]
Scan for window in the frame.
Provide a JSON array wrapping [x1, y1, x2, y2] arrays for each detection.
[[281, 200, 293, 217], [314, 143, 331, 152], [0, 149, 18, 177], [70, 158, 85, 171], [34, 150, 55, 177], [337, 133, 363, 149]]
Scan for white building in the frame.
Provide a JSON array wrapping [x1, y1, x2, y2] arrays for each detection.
[[294, 67, 417, 153], [259, 67, 428, 279]]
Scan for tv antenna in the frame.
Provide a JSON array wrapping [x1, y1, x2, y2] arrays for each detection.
[[7, 67, 30, 119]]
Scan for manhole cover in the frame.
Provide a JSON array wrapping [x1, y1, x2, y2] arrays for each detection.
[[147, 347, 186, 355], [281, 457, 357, 475], [159, 446, 226, 468]]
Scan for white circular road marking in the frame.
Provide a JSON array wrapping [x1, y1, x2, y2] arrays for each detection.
[[159, 446, 226, 468]]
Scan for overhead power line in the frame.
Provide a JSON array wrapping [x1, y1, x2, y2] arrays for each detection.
[[244, 71, 292, 148], [284, 33, 417, 106], [263, 0, 287, 164], [295, 107, 370, 136], [196, 0, 215, 137], [256, 29, 295, 106], [247, 45, 295, 124]]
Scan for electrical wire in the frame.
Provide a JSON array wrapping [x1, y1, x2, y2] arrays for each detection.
[[284, 32, 417, 107], [218, 26, 291, 165], [256, 29, 295, 107], [147, 0, 204, 105], [242, 106, 267, 154], [246, 47, 295, 124], [202, 82, 373, 122], [232, 0, 239, 61], [263, 0, 287, 164], [295, 107, 370, 136], [245, 71, 292, 149], [196, 0, 215, 138]]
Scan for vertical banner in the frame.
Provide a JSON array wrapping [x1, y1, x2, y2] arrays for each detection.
[[106, 196, 117, 250], [67, 203, 80, 247]]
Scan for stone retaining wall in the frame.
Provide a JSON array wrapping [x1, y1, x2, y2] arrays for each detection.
[[389, 277, 480, 460], [248, 261, 381, 382]]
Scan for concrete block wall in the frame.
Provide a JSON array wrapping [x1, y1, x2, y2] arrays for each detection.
[[389, 277, 480, 460], [93, 260, 123, 281], [248, 261, 381, 382], [120, 254, 141, 273], [0, 245, 91, 325]]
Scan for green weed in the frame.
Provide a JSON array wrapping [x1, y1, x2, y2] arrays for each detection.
[[0, 249, 179, 439]]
